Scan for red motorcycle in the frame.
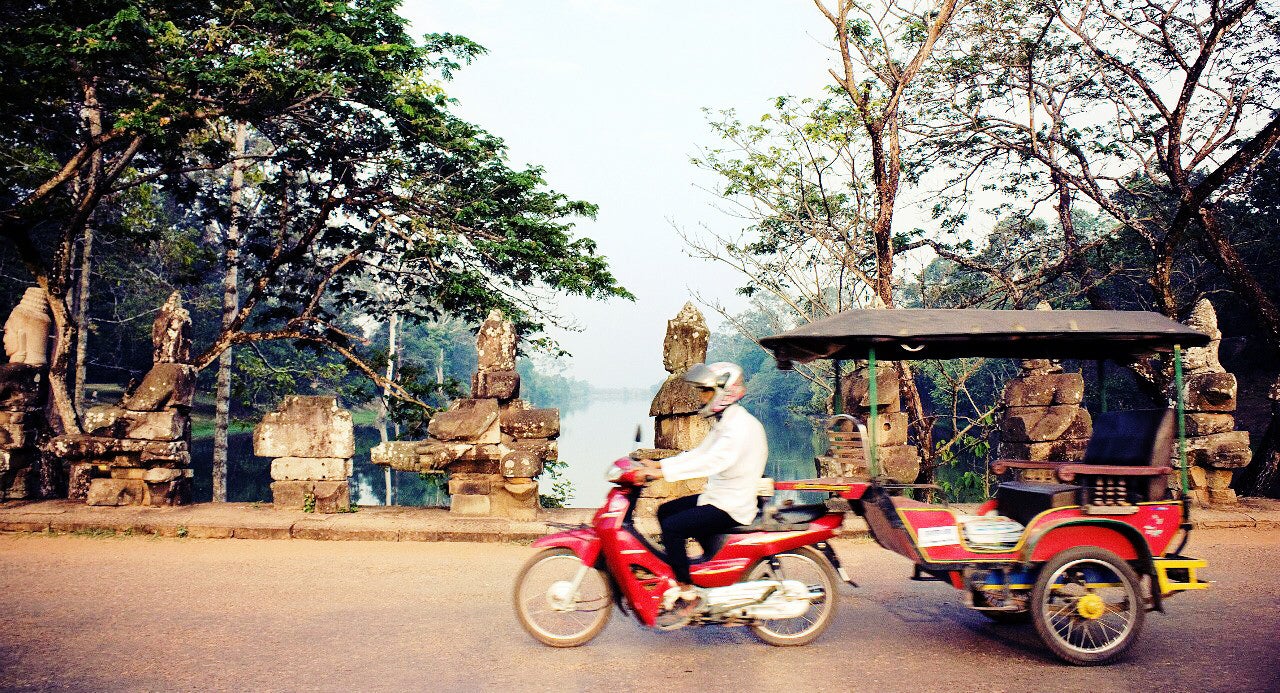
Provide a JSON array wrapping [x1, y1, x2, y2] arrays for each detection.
[[513, 456, 850, 646]]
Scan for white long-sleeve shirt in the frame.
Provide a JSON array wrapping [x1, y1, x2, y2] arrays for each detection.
[[660, 404, 768, 525]]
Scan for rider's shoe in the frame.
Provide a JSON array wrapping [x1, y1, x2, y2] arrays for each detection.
[[655, 586, 705, 630]]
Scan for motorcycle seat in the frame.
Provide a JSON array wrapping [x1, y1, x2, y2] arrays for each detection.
[[724, 502, 830, 533]]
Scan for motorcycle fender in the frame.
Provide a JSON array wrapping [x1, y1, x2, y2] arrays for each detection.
[[532, 529, 602, 568]]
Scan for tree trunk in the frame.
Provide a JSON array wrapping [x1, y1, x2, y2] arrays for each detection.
[[377, 313, 398, 506], [213, 122, 248, 503], [72, 223, 93, 417]]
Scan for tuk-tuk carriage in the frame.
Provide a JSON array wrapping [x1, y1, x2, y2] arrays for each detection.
[[761, 309, 1211, 665]]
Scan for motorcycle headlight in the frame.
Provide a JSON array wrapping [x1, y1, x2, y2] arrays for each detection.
[[605, 465, 623, 482]]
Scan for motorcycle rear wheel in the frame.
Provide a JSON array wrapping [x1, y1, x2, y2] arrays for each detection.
[[514, 548, 614, 647], [745, 546, 839, 646]]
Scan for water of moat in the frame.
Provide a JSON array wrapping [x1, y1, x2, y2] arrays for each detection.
[[189, 395, 823, 508]]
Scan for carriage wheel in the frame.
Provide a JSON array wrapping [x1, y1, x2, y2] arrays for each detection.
[[1030, 546, 1145, 665]]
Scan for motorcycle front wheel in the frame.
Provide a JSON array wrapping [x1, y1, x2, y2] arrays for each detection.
[[745, 545, 839, 646], [513, 548, 614, 647]]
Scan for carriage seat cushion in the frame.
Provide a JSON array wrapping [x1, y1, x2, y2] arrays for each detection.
[[996, 481, 1081, 526]]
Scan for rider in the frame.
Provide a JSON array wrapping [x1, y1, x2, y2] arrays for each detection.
[[637, 361, 768, 614]]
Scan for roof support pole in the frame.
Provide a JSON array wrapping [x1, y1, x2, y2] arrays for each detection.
[[833, 359, 843, 415], [869, 348, 880, 478], [1174, 344, 1190, 520]]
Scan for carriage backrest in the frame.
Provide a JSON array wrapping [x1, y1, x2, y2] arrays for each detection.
[[1083, 409, 1174, 468]]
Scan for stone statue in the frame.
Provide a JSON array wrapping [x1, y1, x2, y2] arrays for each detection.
[[151, 291, 191, 364], [4, 287, 51, 367]]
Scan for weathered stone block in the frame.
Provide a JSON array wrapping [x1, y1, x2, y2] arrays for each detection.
[[999, 438, 1090, 462], [1019, 359, 1063, 375], [1185, 431, 1252, 469], [0, 448, 30, 473], [427, 398, 500, 442], [492, 479, 539, 520], [500, 407, 559, 439], [84, 406, 188, 440], [471, 369, 520, 400], [48, 434, 131, 459], [450, 494, 491, 516], [868, 412, 910, 447], [83, 405, 124, 435], [1001, 405, 1088, 442], [1002, 373, 1085, 407], [1208, 488, 1238, 505], [269, 456, 351, 481], [1185, 413, 1236, 437], [510, 438, 558, 459], [86, 478, 146, 506], [454, 442, 505, 463], [654, 415, 711, 451], [650, 374, 703, 417], [121, 409, 188, 441], [143, 479, 186, 506], [662, 302, 710, 373], [1, 465, 36, 500], [1188, 463, 1208, 489], [448, 473, 496, 496], [0, 410, 26, 425], [417, 442, 462, 471], [0, 363, 41, 409], [67, 462, 94, 500], [122, 363, 197, 411], [110, 467, 147, 479], [475, 310, 517, 371], [311, 481, 349, 513], [271, 480, 314, 509], [0, 421, 29, 448], [253, 395, 355, 458], [501, 450, 544, 478], [1206, 468, 1235, 490], [371, 441, 422, 472], [841, 367, 901, 414], [876, 445, 921, 483], [447, 460, 501, 475], [144, 467, 183, 483], [140, 441, 190, 465], [1183, 372, 1237, 412]]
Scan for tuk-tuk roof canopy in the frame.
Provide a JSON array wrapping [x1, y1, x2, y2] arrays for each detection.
[[761, 309, 1210, 366]]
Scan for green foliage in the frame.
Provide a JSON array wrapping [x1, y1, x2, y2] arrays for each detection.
[[302, 492, 316, 514], [517, 358, 591, 411], [1, 0, 631, 427], [538, 459, 574, 509]]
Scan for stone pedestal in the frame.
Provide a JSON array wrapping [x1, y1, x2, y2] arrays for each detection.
[[829, 363, 920, 482], [632, 303, 711, 517], [1178, 300, 1250, 505], [49, 292, 194, 506], [254, 396, 354, 512], [368, 310, 560, 519]]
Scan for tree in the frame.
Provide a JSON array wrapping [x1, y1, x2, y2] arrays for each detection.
[[926, 0, 1280, 335], [0, 0, 630, 447]]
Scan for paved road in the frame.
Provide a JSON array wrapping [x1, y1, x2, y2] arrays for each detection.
[[1, 529, 1277, 692]]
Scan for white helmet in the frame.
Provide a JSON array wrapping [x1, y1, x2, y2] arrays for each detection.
[[683, 362, 746, 418]]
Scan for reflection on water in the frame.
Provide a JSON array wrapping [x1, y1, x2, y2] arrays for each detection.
[[189, 427, 446, 506], [559, 396, 822, 507], [189, 400, 823, 508]]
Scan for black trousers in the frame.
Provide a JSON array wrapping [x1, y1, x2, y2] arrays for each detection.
[[657, 494, 739, 584]]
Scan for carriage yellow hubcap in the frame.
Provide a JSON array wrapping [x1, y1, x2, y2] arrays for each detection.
[[1076, 593, 1105, 619]]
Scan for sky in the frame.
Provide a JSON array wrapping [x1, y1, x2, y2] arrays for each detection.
[[400, 1, 840, 389]]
